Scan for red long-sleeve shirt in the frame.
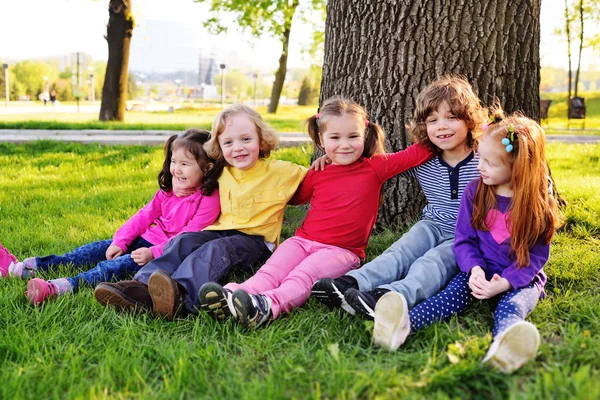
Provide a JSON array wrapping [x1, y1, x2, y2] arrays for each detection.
[[290, 144, 432, 258]]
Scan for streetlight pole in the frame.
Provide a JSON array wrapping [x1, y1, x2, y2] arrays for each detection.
[[253, 73, 258, 106], [219, 63, 226, 108], [3, 64, 8, 107]]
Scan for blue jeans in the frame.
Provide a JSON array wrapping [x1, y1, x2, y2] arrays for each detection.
[[35, 237, 153, 291], [408, 272, 540, 338], [347, 219, 457, 308], [134, 230, 270, 313]]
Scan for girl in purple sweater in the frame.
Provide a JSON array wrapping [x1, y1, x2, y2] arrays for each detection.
[[372, 108, 561, 373], [10, 129, 222, 306]]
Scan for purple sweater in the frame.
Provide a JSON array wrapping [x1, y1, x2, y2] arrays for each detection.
[[453, 181, 549, 297], [111, 189, 220, 259]]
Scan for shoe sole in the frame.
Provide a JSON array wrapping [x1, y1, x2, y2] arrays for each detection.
[[148, 271, 178, 321], [373, 292, 410, 351], [199, 283, 230, 320], [94, 284, 143, 312], [232, 290, 253, 326], [482, 321, 540, 373], [311, 279, 356, 315]]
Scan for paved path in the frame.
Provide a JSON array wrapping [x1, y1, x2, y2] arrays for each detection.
[[0, 129, 598, 146]]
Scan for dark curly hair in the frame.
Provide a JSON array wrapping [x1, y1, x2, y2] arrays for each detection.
[[158, 129, 223, 196]]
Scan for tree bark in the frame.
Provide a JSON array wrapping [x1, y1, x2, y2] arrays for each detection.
[[320, 0, 541, 229], [574, 0, 584, 97], [267, 0, 299, 114], [99, 0, 133, 121]]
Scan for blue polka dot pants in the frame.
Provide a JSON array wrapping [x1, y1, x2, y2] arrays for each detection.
[[408, 272, 539, 339]]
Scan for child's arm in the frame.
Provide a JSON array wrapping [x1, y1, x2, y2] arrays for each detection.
[[500, 240, 550, 291], [288, 169, 313, 206], [373, 143, 434, 182], [111, 191, 164, 253], [453, 183, 487, 274], [147, 190, 221, 259]]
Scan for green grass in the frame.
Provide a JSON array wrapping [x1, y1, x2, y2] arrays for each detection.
[[1, 141, 599, 399], [0, 105, 316, 133]]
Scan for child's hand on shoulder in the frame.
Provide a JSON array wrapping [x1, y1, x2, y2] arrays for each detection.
[[106, 245, 124, 260], [131, 247, 154, 266], [310, 155, 331, 171]]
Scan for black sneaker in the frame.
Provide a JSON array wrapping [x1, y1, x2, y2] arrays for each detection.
[[311, 276, 358, 314], [232, 289, 272, 328], [344, 288, 390, 320], [198, 282, 236, 320]]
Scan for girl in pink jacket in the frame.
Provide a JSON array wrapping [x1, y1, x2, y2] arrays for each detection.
[[10, 130, 222, 306]]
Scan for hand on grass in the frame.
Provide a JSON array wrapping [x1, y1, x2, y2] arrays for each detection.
[[106, 245, 124, 260], [310, 155, 331, 171], [131, 247, 154, 266]]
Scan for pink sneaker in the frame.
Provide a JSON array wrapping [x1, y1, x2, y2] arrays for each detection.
[[26, 278, 71, 306]]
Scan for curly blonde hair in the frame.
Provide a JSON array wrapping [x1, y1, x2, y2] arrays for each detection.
[[408, 75, 486, 154], [203, 104, 278, 165]]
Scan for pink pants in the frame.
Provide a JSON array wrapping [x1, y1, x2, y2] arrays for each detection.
[[0, 242, 17, 277], [225, 236, 360, 319]]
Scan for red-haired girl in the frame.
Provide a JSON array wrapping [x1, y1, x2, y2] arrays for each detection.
[[373, 107, 561, 374]]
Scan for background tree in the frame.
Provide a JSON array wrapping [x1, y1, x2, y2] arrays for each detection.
[[11, 61, 58, 98], [320, 0, 541, 228], [194, 0, 324, 113], [99, 0, 133, 121]]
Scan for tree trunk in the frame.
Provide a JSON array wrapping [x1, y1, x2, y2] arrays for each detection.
[[565, 0, 572, 114], [320, 0, 541, 229], [574, 0, 584, 97], [267, 0, 299, 114], [99, 0, 133, 121]]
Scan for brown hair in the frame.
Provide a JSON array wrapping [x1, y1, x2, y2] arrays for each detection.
[[306, 96, 386, 158], [158, 129, 222, 196], [471, 107, 561, 268], [408, 75, 486, 154], [203, 104, 278, 165]]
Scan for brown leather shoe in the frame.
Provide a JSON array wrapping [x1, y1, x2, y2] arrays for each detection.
[[148, 271, 184, 321], [94, 280, 152, 312]]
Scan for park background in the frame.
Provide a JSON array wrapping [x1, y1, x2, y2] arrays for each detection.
[[1, 0, 600, 399]]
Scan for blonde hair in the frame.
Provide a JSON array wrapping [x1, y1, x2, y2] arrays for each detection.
[[203, 104, 278, 164], [409, 75, 486, 154], [306, 96, 386, 158]]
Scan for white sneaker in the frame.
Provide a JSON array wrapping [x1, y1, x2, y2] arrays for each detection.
[[482, 321, 540, 373], [373, 292, 410, 351]]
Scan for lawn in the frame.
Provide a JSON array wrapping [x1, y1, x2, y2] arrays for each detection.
[[1, 94, 599, 134], [0, 141, 599, 399]]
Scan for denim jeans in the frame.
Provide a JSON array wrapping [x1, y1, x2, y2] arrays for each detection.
[[347, 219, 457, 308], [34, 237, 153, 290], [134, 230, 270, 313]]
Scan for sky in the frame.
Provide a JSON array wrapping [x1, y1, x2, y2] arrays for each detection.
[[0, 0, 596, 72]]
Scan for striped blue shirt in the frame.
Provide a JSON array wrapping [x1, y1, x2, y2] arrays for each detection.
[[406, 151, 480, 234]]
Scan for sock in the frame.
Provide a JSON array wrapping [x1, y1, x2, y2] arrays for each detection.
[[48, 278, 74, 295]]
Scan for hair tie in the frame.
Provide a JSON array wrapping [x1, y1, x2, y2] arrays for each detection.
[[365, 120, 370, 127], [316, 113, 321, 119], [177, 132, 184, 138], [501, 125, 515, 152], [482, 123, 488, 131]]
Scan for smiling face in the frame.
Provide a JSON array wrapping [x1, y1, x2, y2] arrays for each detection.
[[170, 147, 203, 193], [319, 114, 365, 166], [425, 101, 470, 156], [477, 134, 513, 196], [218, 113, 261, 171]]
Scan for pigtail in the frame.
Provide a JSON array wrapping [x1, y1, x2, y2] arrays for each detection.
[[158, 134, 178, 192], [362, 121, 386, 157], [306, 114, 323, 150], [199, 161, 223, 196]]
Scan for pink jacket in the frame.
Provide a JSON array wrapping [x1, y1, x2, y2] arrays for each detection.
[[0, 242, 18, 276], [111, 189, 221, 258]]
